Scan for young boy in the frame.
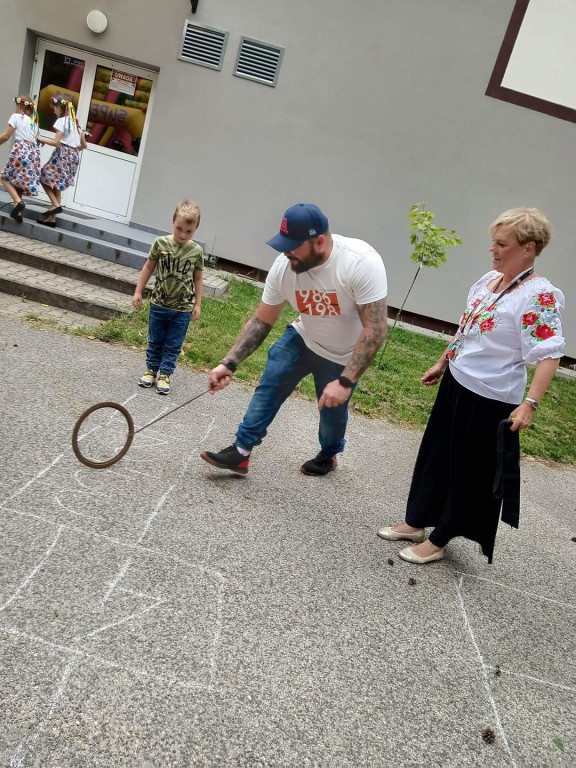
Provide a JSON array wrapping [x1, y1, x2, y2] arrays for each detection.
[[132, 199, 203, 395]]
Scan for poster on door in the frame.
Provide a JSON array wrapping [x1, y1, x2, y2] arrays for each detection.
[[109, 70, 137, 96]]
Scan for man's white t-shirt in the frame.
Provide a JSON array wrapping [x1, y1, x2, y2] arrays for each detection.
[[8, 113, 37, 143], [262, 234, 388, 364], [53, 117, 82, 148]]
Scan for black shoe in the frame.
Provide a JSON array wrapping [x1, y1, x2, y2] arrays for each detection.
[[300, 452, 337, 476], [10, 201, 25, 222], [39, 206, 62, 221], [200, 444, 250, 475]]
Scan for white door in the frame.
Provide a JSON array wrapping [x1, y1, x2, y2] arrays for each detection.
[[31, 40, 156, 223]]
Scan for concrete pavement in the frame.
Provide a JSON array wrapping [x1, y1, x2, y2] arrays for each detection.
[[0, 317, 574, 767]]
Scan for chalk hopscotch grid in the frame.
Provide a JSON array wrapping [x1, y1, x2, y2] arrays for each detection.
[[1, 394, 574, 766], [1, 395, 221, 765]]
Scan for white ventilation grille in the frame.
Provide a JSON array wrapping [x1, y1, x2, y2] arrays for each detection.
[[234, 37, 284, 87], [179, 22, 229, 71]]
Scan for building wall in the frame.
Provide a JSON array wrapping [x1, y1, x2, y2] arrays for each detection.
[[1, 0, 574, 355]]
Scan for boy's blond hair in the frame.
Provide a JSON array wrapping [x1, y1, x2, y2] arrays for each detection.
[[173, 199, 201, 227], [489, 207, 552, 256]]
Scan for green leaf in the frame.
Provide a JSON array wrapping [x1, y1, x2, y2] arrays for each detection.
[[552, 738, 564, 751]]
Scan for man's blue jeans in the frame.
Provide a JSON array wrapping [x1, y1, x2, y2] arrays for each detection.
[[235, 325, 356, 456], [146, 303, 191, 376]]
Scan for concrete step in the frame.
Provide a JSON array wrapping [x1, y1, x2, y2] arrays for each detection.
[[0, 207, 208, 273], [0, 197, 160, 252], [0, 199, 229, 323], [0, 290, 102, 328], [0, 237, 146, 296], [0, 257, 134, 320], [1, 210, 150, 270], [0, 230, 229, 299]]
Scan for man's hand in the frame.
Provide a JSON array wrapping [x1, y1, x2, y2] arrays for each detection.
[[207, 364, 233, 393], [132, 290, 143, 310], [318, 380, 353, 410]]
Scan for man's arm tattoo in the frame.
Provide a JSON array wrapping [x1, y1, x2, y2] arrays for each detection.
[[342, 299, 388, 381], [227, 316, 273, 363]]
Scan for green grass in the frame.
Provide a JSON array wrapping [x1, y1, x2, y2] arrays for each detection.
[[71, 277, 576, 465]]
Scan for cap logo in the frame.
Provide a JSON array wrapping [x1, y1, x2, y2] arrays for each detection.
[[280, 217, 289, 234], [309, 228, 317, 236]]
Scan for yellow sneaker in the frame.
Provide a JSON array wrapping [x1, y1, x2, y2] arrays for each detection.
[[139, 368, 156, 388], [156, 373, 170, 395]]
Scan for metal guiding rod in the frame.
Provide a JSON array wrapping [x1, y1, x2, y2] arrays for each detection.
[[72, 389, 211, 469]]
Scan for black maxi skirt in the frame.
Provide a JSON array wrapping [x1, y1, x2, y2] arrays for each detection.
[[405, 366, 520, 563]]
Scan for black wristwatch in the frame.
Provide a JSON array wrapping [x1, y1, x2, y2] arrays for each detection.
[[338, 375, 355, 389], [220, 357, 237, 373]]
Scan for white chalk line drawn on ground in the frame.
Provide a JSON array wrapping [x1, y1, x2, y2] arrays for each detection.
[[137, 486, 174, 544], [450, 568, 576, 610], [487, 667, 576, 694], [102, 557, 132, 604], [10, 656, 77, 768], [0, 454, 64, 510], [0, 623, 219, 691], [1, 402, 220, 765], [74, 597, 167, 642], [2, 505, 225, 581], [0, 526, 64, 613], [454, 576, 517, 768]]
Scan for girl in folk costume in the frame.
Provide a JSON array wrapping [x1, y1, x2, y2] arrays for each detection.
[[39, 97, 87, 227], [0, 95, 41, 222]]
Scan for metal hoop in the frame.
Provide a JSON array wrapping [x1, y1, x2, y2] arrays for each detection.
[[71, 401, 134, 469]]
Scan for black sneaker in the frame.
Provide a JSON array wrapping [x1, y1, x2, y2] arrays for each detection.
[[300, 452, 337, 476], [200, 444, 250, 475]]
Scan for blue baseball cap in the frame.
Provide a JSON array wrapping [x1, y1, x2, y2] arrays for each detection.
[[266, 203, 329, 252]]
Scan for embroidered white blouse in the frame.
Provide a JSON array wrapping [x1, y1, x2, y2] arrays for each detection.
[[449, 270, 565, 404]]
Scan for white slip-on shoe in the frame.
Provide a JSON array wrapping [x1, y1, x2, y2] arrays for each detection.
[[377, 526, 426, 543], [398, 546, 445, 564]]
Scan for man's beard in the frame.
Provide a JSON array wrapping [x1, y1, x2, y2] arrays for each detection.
[[288, 243, 323, 273]]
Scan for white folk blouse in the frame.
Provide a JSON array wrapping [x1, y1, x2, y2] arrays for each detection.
[[449, 270, 565, 404]]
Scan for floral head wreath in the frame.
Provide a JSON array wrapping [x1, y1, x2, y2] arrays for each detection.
[[49, 96, 80, 135], [13, 96, 38, 137], [14, 96, 35, 108]]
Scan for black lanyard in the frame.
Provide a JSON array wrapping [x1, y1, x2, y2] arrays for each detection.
[[461, 267, 535, 335], [490, 267, 535, 304]]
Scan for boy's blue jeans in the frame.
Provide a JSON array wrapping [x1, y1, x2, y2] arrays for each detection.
[[235, 325, 356, 456], [146, 303, 191, 376]]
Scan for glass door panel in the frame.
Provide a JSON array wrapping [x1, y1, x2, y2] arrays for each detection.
[[85, 65, 153, 156], [36, 50, 86, 131], [30, 40, 157, 222]]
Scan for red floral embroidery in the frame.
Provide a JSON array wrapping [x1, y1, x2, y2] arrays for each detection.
[[532, 324, 555, 341], [460, 299, 481, 328], [537, 292, 556, 308], [522, 311, 538, 327], [479, 317, 495, 333]]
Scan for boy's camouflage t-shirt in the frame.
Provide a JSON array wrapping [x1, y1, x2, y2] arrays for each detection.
[[148, 235, 204, 312]]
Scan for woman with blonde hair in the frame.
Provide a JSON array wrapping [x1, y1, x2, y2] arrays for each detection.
[[0, 94, 41, 222], [379, 208, 566, 564]]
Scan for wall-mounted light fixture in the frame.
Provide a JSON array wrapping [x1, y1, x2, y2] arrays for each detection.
[[86, 10, 108, 33]]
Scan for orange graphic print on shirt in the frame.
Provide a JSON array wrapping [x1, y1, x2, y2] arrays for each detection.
[[295, 289, 341, 316]]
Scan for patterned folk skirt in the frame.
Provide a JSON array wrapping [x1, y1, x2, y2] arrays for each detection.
[[40, 144, 80, 191], [1, 140, 41, 196]]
